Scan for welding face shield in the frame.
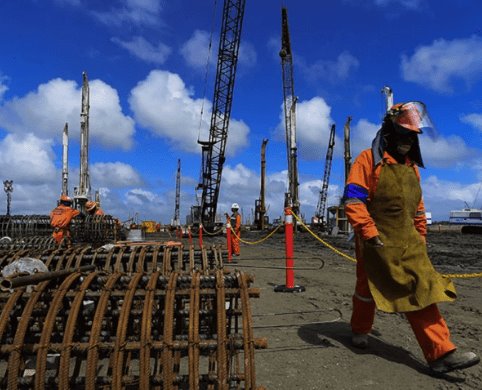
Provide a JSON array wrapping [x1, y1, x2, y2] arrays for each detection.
[[387, 101, 435, 135]]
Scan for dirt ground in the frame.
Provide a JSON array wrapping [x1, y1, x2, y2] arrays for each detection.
[[212, 225, 482, 389]]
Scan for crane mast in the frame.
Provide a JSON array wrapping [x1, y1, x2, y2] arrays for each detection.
[[199, 0, 246, 228], [254, 138, 269, 230], [280, 7, 299, 214], [174, 159, 181, 226], [315, 124, 336, 227], [343, 116, 352, 184], [75, 71, 91, 210], [61, 122, 69, 196]]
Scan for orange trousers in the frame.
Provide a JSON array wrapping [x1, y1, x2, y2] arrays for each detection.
[[231, 230, 240, 255], [351, 257, 456, 362]]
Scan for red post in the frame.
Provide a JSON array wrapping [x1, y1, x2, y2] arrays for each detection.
[[199, 224, 203, 248], [188, 226, 193, 246], [226, 220, 232, 262], [274, 206, 305, 293]]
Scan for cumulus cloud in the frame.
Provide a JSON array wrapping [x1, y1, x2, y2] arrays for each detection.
[[111, 36, 171, 64], [0, 77, 135, 149], [299, 51, 359, 84], [91, 162, 143, 188], [90, 0, 164, 27], [351, 118, 380, 156], [129, 69, 250, 155], [372, 0, 422, 9], [401, 36, 482, 93], [276, 97, 336, 160], [419, 134, 475, 168], [460, 113, 482, 132], [0, 73, 8, 102]]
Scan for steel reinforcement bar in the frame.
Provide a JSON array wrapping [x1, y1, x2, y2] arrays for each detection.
[[0, 269, 265, 389]]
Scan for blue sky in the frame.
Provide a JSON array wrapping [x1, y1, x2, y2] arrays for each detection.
[[1, 0, 482, 223]]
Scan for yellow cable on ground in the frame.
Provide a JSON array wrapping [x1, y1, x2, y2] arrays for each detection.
[[291, 211, 482, 279], [229, 224, 282, 245], [202, 225, 224, 236]]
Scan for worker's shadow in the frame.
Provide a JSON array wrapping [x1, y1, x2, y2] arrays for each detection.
[[297, 321, 465, 382]]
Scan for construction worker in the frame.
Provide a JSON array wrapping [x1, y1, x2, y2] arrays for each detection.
[[227, 203, 242, 256], [85, 200, 105, 216], [343, 101, 479, 374], [50, 195, 80, 247]]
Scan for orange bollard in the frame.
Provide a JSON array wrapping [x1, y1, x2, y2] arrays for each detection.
[[274, 207, 305, 293]]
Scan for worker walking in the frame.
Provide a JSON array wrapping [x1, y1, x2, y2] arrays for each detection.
[[85, 200, 105, 216], [50, 195, 80, 247], [227, 203, 242, 256], [343, 101, 479, 374]]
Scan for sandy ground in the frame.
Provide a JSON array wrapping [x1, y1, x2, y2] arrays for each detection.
[[213, 226, 482, 390]]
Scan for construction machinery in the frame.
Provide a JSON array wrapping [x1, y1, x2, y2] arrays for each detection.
[[74, 72, 91, 212], [254, 139, 269, 230], [279, 7, 300, 218], [61, 122, 69, 196], [173, 159, 181, 227], [313, 124, 335, 230], [196, 0, 246, 231], [381, 85, 394, 111]]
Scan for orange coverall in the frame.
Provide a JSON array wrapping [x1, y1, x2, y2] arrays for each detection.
[[50, 204, 80, 246], [230, 212, 242, 256], [343, 149, 456, 362]]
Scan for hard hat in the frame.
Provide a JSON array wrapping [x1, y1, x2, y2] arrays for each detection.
[[231, 203, 240, 210], [387, 101, 434, 134], [60, 194, 72, 203], [85, 201, 97, 212]]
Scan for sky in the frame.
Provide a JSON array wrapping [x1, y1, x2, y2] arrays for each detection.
[[1, 0, 482, 224]]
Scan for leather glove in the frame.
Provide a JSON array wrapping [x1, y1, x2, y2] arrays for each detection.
[[366, 235, 384, 247]]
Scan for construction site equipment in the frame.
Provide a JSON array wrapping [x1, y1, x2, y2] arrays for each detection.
[[280, 7, 300, 219], [173, 159, 181, 227], [3, 181, 13, 217], [0, 268, 265, 389], [62, 123, 69, 196], [197, 0, 246, 230], [74, 72, 91, 212], [254, 139, 269, 230], [314, 124, 336, 230], [344, 116, 352, 185], [381, 85, 394, 112]]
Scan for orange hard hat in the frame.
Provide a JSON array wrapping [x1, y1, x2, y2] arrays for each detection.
[[85, 201, 97, 212], [60, 194, 72, 203], [387, 101, 433, 134]]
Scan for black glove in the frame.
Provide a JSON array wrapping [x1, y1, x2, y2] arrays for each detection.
[[366, 235, 384, 247]]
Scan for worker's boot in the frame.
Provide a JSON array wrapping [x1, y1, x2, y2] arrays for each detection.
[[429, 350, 480, 374], [351, 333, 368, 349]]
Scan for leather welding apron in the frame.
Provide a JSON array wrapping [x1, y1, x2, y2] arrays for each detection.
[[363, 163, 456, 313]]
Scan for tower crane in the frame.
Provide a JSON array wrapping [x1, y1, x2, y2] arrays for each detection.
[[173, 159, 181, 227], [197, 0, 246, 230], [314, 124, 335, 229], [254, 138, 269, 230], [279, 7, 299, 216]]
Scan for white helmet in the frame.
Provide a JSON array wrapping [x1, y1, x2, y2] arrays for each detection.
[[231, 203, 240, 210]]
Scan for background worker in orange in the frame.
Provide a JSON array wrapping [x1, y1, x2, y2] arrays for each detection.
[[343, 101, 479, 374], [50, 195, 80, 247], [227, 203, 242, 256], [85, 200, 105, 216]]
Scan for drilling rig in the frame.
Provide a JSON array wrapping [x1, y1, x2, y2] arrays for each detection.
[[254, 138, 269, 230], [381, 85, 394, 111], [195, 0, 246, 231], [313, 124, 335, 230], [61, 122, 69, 196], [74, 72, 91, 212], [173, 159, 181, 227], [279, 7, 300, 218]]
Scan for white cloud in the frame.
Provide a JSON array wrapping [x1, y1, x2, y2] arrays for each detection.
[[460, 113, 482, 132], [180, 30, 212, 70], [91, 162, 143, 188], [238, 41, 257, 69], [0, 73, 8, 102], [129, 69, 249, 155], [0, 133, 57, 185], [0, 77, 135, 149], [276, 97, 335, 160], [419, 134, 474, 168], [401, 36, 482, 93], [373, 0, 422, 9], [299, 51, 359, 83], [91, 0, 163, 27], [351, 118, 380, 156], [111, 36, 171, 64]]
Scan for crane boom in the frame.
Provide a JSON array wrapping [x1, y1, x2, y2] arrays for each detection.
[[280, 7, 299, 214], [315, 124, 336, 225], [199, 0, 246, 228]]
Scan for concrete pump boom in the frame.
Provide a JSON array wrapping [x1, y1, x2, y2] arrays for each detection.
[[280, 7, 299, 216], [199, 0, 246, 229]]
